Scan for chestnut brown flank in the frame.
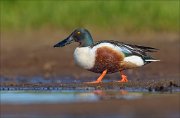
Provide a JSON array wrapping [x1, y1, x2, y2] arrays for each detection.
[[89, 46, 125, 73]]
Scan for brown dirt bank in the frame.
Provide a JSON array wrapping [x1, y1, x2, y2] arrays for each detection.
[[1, 30, 180, 81]]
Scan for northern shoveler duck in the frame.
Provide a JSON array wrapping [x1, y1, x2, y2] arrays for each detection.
[[54, 28, 159, 83]]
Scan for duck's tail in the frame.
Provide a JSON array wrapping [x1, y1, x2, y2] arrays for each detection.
[[144, 56, 160, 64], [145, 59, 160, 62]]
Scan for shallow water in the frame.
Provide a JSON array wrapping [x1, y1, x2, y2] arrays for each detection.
[[0, 91, 97, 104], [1, 90, 179, 118], [1, 75, 180, 105], [0, 90, 146, 104]]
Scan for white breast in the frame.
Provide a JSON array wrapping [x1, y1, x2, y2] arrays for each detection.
[[74, 47, 95, 69]]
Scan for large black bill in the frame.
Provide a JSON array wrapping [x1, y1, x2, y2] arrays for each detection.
[[53, 36, 74, 47]]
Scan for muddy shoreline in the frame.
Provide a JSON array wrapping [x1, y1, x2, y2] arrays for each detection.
[[1, 79, 180, 92]]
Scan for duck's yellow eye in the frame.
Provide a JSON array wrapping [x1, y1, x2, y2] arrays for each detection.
[[77, 31, 80, 35]]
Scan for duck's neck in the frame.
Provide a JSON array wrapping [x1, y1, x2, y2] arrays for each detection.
[[79, 34, 94, 47]]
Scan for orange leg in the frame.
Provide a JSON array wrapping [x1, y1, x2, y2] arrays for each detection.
[[85, 69, 107, 84], [117, 71, 128, 82]]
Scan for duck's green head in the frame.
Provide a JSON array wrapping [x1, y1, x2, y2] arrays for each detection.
[[54, 28, 94, 47]]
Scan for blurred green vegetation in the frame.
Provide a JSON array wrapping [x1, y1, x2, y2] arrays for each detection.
[[1, 0, 179, 32]]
